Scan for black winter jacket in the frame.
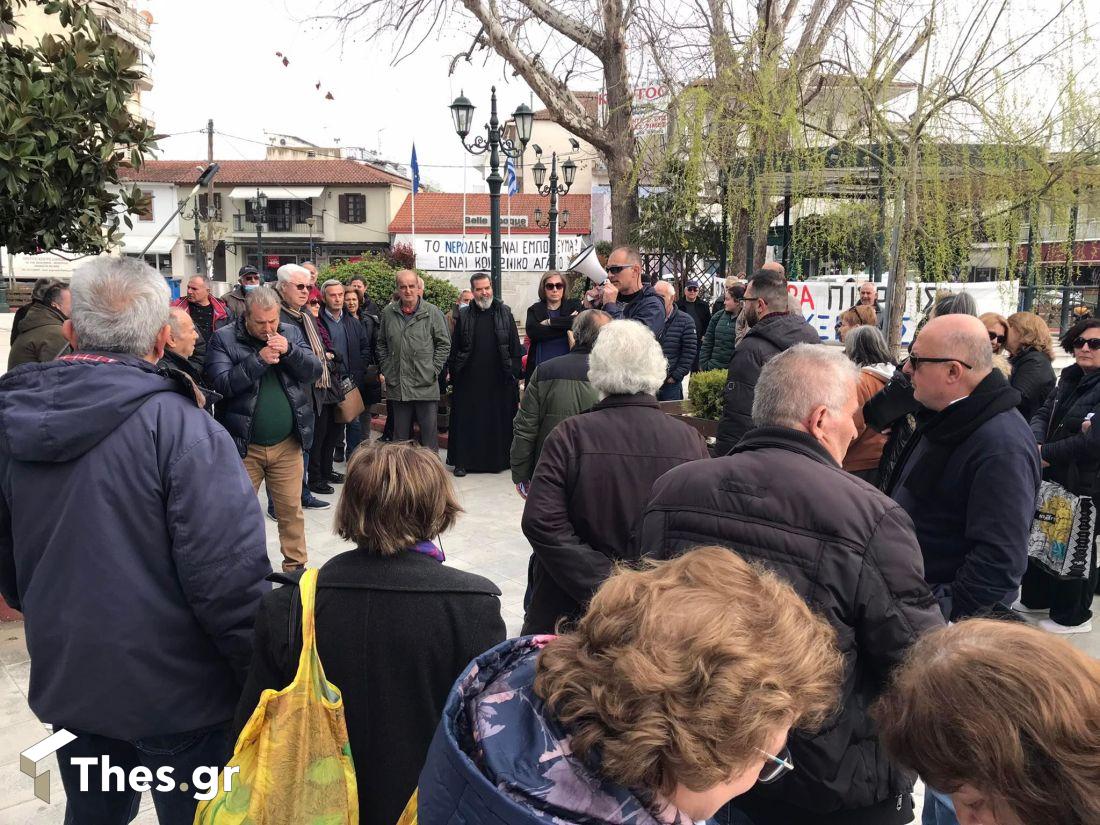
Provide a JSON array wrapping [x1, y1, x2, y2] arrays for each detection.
[[524, 298, 582, 381], [520, 394, 710, 635], [715, 312, 821, 454], [603, 283, 665, 338], [1009, 347, 1056, 423], [640, 427, 944, 823], [1032, 364, 1100, 496], [235, 550, 505, 825], [204, 318, 323, 457], [676, 297, 711, 344], [657, 307, 697, 384], [451, 299, 523, 380], [319, 309, 376, 388]]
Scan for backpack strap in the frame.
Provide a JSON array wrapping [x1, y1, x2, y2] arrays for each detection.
[[265, 569, 308, 663]]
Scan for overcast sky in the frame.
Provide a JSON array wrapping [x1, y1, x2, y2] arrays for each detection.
[[142, 0, 544, 192]]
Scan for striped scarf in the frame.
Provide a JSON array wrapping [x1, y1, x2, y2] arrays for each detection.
[[281, 300, 331, 390]]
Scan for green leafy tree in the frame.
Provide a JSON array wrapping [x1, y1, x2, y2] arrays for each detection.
[[322, 254, 459, 310], [0, 0, 160, 255]]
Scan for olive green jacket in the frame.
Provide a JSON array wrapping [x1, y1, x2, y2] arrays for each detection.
[[8, 302, 68, 370], [377, 300, 451, 402]]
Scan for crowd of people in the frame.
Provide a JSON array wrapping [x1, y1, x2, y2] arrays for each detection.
[[0, 253, 1098, 825]]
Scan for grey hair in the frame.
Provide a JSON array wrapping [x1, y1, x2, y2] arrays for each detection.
[[246, 285, 282, 315], [587, 319, 667, 397], [32, 277, 69, 305], [186, 274, 212, 288], [844, 325, 895, 367], [321, 279, 344, 293], [167, 306, 191, 337], [930, 291, 977, 318], [752, 344, 859, 428], [69, 257, 169, 356], [572, 309, 610, 349], [277, 264, 311, 285]]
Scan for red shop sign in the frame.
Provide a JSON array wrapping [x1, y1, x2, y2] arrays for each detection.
[[265, 256, 281, 268]]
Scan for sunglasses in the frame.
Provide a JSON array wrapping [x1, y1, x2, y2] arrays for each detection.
[[1073, 337, 1100, 351], [756, 746, 794, 785], [907, 354, 973, 370], [686, 286, 698, 291], [544, 282, 565, 290], [291, 283, 310, 291], [308, 300, 320, 306], [988, 332, 1006, 345], [241, 275, 260, 283], [606, 264, 631, 274]]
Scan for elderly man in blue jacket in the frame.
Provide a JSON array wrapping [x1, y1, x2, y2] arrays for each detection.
[[0, 258, 271, 825]]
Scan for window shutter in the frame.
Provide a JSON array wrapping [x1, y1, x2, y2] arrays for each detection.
[[338, 194, 349, 222]]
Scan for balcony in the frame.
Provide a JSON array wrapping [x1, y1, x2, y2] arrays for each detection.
[[232, 213, 324, 235]]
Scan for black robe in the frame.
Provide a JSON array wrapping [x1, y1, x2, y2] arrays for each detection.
[[447, 307, 519, 472]]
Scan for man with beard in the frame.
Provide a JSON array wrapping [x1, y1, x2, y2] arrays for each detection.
[[714, 268, 820, 455], [446, 273, 523, 477]]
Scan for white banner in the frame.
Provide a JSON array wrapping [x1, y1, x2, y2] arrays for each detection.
[[776, 280, 1020, 345], [395, 234, 585, 273]]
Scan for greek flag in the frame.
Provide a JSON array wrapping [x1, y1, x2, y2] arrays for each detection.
[[504, 157, 518, 195]]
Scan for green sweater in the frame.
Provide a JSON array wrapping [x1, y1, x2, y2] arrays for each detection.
[[251, 368, 294, 446]]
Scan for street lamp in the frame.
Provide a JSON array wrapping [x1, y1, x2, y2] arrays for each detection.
[[530, 149, 576, 269], [178, 198, 205, 274], [449, 87, 532, 295], [306, 215, 316, 260], [249, 189, 268, 280]]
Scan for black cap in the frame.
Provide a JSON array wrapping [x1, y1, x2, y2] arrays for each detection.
[[238, 265, 259, 277]]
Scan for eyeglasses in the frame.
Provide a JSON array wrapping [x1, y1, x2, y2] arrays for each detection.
[[988, 331, 1006, 345], [907, 354, 973, 370], [756, 746, 794, 784], [544, 282, 565, 291], [291, 283, 310, 291], [241, 275, 260, 283], [606, 264, 631, 274], [1073, 337, 1100, 351], [686, 286, 699, 291]]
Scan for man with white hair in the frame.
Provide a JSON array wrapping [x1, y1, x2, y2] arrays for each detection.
[[885, 314, 1040, 621], [640, 344, 944, 825], [652, 280, 697, 401], [519, 319, 709, 634], [0, 258, 271, 824]]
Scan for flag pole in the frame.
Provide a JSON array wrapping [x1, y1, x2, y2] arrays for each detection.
[[462, 152, 468, 238]]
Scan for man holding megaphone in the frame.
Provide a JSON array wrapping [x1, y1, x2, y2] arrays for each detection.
[[573, 245, 666, 339]]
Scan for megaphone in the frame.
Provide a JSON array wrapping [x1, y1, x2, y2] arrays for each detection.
[[565, 244, 608, 285]]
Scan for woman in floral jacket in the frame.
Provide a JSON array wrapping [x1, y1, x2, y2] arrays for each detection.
[[410, 547, 844, 825]]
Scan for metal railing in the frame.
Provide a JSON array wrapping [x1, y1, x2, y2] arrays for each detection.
[[232, 214, 323, 234], [1018, 285, 1100, 333]]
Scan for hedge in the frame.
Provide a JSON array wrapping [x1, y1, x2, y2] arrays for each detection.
[[687, 369, 726, 421], [321, 254, 460, 311]]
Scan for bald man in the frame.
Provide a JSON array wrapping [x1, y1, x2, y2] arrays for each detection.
[[884, 314, 1040, 622], [652, 281, 697, 401]]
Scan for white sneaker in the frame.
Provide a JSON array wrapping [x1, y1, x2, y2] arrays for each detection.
[[1037, 618, 1093, 635], [1010, 599, 1047, 615]]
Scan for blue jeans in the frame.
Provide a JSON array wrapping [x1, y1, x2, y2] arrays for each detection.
[[922, 789, 959, 825], [657, 381, 684, 401], [345, 418, 364, 456], [56, 723, 230, 825]]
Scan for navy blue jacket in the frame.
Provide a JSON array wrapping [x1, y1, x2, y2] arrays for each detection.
[[889, 407, 1040, 619], [320, 309, 376, 388], [0, 354, 272, 740], [658, 307, 698, 384], [204, 317, 322, 457], [604, 283, 665, 338]]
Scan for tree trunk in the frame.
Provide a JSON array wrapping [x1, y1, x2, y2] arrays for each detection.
[[602, 28, 637, 246]]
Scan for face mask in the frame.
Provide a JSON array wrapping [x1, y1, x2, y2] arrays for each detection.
[[243, 283, 259, 292], [458, 301, 469, 308]]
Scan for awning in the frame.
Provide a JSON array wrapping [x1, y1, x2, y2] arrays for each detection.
[[121, 234, 179, 256], [227, 186, 324, 200]]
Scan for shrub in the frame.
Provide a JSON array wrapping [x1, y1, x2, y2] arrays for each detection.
[[687, 369, 727, 420], [321, 255, 459, 311], [385, 242, 417, 270]]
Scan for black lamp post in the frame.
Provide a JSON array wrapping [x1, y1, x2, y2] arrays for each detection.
[[530, 150, 576, 270], [249, 190, 268, 280], [178, 198, 205, 274], [306, 215, 316, 260], [449, 87, 533, 296]]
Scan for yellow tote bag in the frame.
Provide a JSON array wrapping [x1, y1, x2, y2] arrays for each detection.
[[395, 789, 418, 825], [194, 569, 358, 824]]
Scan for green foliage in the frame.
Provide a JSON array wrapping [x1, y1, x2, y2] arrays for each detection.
[[687, 369, 727, 421], [594, 240, 613, 259], [321, 255, 459, 311], [793, 205, 877, 272], [0, 0, 160, 254]]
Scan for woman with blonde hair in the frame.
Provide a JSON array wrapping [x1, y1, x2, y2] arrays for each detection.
[[835, 304, 877, 342], [979, 312, 1008, 355], [1004, 311, 1056, 421], [412, 547, 844, 825], [236, 441, 506, 825], [874, 620, 1100, 825]]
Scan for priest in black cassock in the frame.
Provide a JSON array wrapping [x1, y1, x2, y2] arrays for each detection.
[[447, 273, 524, 476]]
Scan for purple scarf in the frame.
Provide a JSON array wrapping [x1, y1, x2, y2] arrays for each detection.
[[409, 540, 445, 563]]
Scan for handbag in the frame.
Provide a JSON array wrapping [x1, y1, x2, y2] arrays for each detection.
[[1027, 479, 1097, 580], [335, 384, 365, 424], [193, 569, 358, 824]]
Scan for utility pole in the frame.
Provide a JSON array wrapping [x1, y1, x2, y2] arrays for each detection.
[[206, 119, 215, 278]]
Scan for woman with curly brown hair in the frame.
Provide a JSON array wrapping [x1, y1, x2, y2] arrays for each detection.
[[1003, 311, 1055, 422], [874, 620, 1100, 825], [411, 547, 843, 825]]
